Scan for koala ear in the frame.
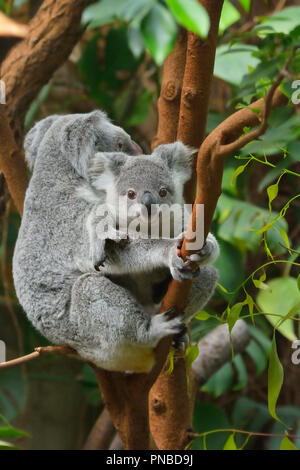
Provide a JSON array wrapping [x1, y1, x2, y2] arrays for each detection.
[[154, 141, 196, 183], [24, 115, 60, 170], [87, 152, 127, 191], [59, 110, 109, 178]]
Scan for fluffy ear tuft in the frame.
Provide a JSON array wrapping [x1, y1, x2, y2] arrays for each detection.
[[87, 152, 127, 191], [60, 110, 110, 178], [153, 141, 196, 183], [24, 115, 60, 170]]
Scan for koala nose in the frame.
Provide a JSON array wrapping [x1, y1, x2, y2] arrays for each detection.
[[141, 192, 156, 215], [131, 140, 143, 155]]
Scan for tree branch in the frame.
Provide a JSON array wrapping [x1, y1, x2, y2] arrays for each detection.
[[193, 319, 250, 385], [177, 0, 225, 203], [1, 0, 86, 145], [83, 407, 116, 450], [0, 345, 76, 369], [151, 28, 187, 150], [0, 105, 28, 214]]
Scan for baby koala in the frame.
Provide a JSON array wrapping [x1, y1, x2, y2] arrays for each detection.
[[13, 111, 219, 373]]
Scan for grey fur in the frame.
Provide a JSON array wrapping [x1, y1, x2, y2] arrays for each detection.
[[13, 112, 219, 373]]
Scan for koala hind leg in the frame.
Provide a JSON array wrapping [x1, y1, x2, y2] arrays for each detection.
[[69, 273, 185, 372]]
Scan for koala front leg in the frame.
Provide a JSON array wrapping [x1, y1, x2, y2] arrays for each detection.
[[68, 272, 185, 372], [103, 237, 200, 281]]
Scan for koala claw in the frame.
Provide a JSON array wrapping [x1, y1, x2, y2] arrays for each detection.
[[172, 325, 189, 351], [169, 247, 200, 282], [148, 310, 186, 347], [186, 233, 219, 266]]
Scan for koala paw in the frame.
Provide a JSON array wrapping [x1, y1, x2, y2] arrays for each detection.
[[169, 246, 200, 282], [187, 233, 219, 266], [172, 325, 189, 351], [147, 308, 186, 347]]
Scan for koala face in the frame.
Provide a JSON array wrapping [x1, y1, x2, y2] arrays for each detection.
[[88, 142, 195, 231], [95, 120, 142, 156], [114, 158, 175, 218]]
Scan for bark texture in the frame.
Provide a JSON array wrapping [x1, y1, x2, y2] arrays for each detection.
[[1, 0, 85, 144], [177, 0, 224, 203], [152, 28, 187, 149], [0, 105, 27, 214]]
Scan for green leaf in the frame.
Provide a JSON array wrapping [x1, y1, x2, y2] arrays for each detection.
[[268, 334, 284, 422], [230, 164, 247, 187], [279, 229, 290, 251], [280, 436, 297, 450], [141, 4, 177, 65], [245, 292, 254, 324], [227, 302, 244, 332], [214, 44, 260, 86], [253, 271, 269, 290], [127, 25, 145, 58], [238, 0, 251, 13], [82, 0, 153, 27], [166, 0, 210, 38], [0, 426, 29, 439], [219, 0, 241, 34], [82, 0, 126, 26], [217, 193, 288, 255], [255, 6, 300, 36], [223, 433, 238, 450], [185, 343, 199, 371], [167, 348, 176, 375], [193, 402, 230, 450], [257, 277, 299, 342], [0, 439, 17, 449], [202, 362, 234, 397], [267, 183, 279, 214], [233, 355, 248, 391], [246, 340, 267, 376], [195, 311, 211, 321]]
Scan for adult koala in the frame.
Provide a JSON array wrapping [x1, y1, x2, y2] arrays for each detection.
[[13, 111, 219, 373]]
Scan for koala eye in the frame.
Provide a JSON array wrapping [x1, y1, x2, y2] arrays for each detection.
[[159, 188, 168, 198], [117, 141, 123, 151], [127, 189, 137, 200]]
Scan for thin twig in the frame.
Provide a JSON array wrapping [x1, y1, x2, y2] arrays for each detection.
[[0, 346, 78, 369]]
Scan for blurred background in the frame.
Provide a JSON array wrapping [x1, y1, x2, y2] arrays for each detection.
[[0, 0, 299, 450]]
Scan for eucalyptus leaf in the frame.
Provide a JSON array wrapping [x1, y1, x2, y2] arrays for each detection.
[[219, 0, 241, 34], [257, 277, 299, 341], [214, 44, 260, 86], [255, 6, 300, 36], [141, 4, 177, 65], [268, 334, 284, 421], [280, 437, 297, 450], [223, 433, 238, 450], [166, 0, 210, 38]]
